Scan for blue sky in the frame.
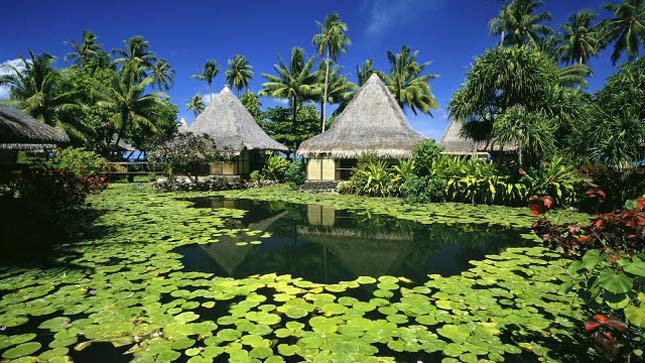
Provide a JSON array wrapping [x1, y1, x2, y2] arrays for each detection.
[[1, 0, 620, 141]]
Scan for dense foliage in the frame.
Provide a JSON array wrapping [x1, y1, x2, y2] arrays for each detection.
[[14, 147, 109, 211], [148, 132, 218, 182], [532, 197, 644, 360]]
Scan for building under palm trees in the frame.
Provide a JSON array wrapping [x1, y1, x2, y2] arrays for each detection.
[[439, 119, 517, 158], [0, 104, 69, 164], [297, 73, 426, 181], [189, 85, 288, 176]]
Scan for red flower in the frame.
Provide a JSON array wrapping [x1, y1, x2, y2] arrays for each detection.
[[593, 314, 608, 324], [79, 165, 85, 171], [549, 175, 555, 181], [638, 197, 645, 211], [607, 254, 620, 263], [542, 196, 554, 209], [593, 218, 604, 229], [585, 320, 600, 331], [578, 235, 589, 243], [519, 168, 526, 175]]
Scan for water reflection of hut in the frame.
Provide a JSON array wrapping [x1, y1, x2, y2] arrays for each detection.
[[296, 225, 415, 277], [190, 86, 288, 177], [297, 74, 426, 181], [306, 205, 336, 227], [200, 211, 287, 275]]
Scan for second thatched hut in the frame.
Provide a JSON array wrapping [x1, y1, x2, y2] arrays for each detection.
[[297, 73, 426, 181], [189, 86, 288, 176]]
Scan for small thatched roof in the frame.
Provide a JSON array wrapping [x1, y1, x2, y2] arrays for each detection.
[[0, 104, 69, 150], [439, 119, 516, 156], [177, 117, 189, 133], [297, 73, 426, 159], [107, 134, 135, 152], [189, 86, 288, 155]]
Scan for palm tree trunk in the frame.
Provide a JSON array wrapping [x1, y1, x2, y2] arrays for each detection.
[[209, 82, 213, 103], [292, 96, 298, 160], [322, 49, 330, 133]]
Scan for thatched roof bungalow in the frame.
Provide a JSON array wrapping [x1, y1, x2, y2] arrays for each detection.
[[0, 104, 69, 151], [189, 86, 288, 176], [439, 119, 517, 158], [297, 73, 426, 180]]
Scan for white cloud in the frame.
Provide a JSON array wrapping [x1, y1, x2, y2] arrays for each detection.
[[0, 58, 26, 99], [364, 0, 444, 37]]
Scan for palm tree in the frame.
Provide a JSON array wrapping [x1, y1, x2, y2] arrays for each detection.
[[151, 58, 175, 90], [192, 60, 220, 103], [382, 45, 438, 116], [557, 10, 601, 65], [186, 93, 205, 117], [260, 47, 318, 152], [112, 35, 157, 79], [356, 59, 376, 86], [489, 0, 553, 48], [312, 12, 351, 132], [96, 70, 164, 151], [64, 31, 107, 69], [600, 0, 645, 64], [0, 50, 86, 139], [317, 63, 357, 117], [225, 55, 254, 96]]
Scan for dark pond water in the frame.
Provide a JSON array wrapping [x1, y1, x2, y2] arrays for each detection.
[[175, 197, 529, 284]]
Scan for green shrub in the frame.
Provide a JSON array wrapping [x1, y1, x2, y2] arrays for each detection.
[[45, 147, 108, 178], [262, 155, 290, 182], [249, 170, 264, 183], [353, 159, 393, 197], [521, 156, 581, 207], [284, 160, 306, 189], [400, 175, 445, 203], [412, 139, 444, 176]]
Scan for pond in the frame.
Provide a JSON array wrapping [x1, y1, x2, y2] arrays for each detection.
[[176, 197, 528, 283], [0, 185, 591, 363]]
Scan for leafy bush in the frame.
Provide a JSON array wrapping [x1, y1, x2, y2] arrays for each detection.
[[412, 139, 444, 176], [400, 175, 445, 203], [352, 159, 393, 197], [520, 156, 581, 207], [16, 166, 108, 211], [262, 155, 290, 182], [581, 165, 645, 211], [148, 132, 218, 182], [249, 170, 264, 184], [532, 197, 645, 359], [45, 147, 109, 177], [284, 160, 305, 189]]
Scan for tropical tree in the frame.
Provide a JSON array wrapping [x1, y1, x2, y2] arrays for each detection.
[[600, 0, 645, 64], [260, 47, 318, 152], [557, 10, 601, 65], [186, 93, 205, 117], [489, 0, 553, 48], [356, 59, 376, 86], [192, 59, 219, 103], [447, 46, 587, 164], [322, 64, 357, 117], [150, 58, 174, 90], [312, 12, 351, 132], [225, 55, 254, 95], [95, 70, 164, 154], [0, 51, 87, 140], [381, 45, 438, 116], [111, 35, 157, 79], [64, 30, 109, 70]]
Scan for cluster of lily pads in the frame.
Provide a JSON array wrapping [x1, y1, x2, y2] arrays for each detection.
[[0, 183, 596, 362]]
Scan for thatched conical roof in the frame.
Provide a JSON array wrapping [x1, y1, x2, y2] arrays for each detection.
[[0, 104, 69, 150], [297, 73, 426, 159], [439, 119, 516, 156], [189, 86, 288, 155]]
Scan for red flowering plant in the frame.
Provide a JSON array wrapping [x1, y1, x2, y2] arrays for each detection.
[[519, 156, 582, 208], [531, 196, 645, 359], [16, 148, 109, 211]]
